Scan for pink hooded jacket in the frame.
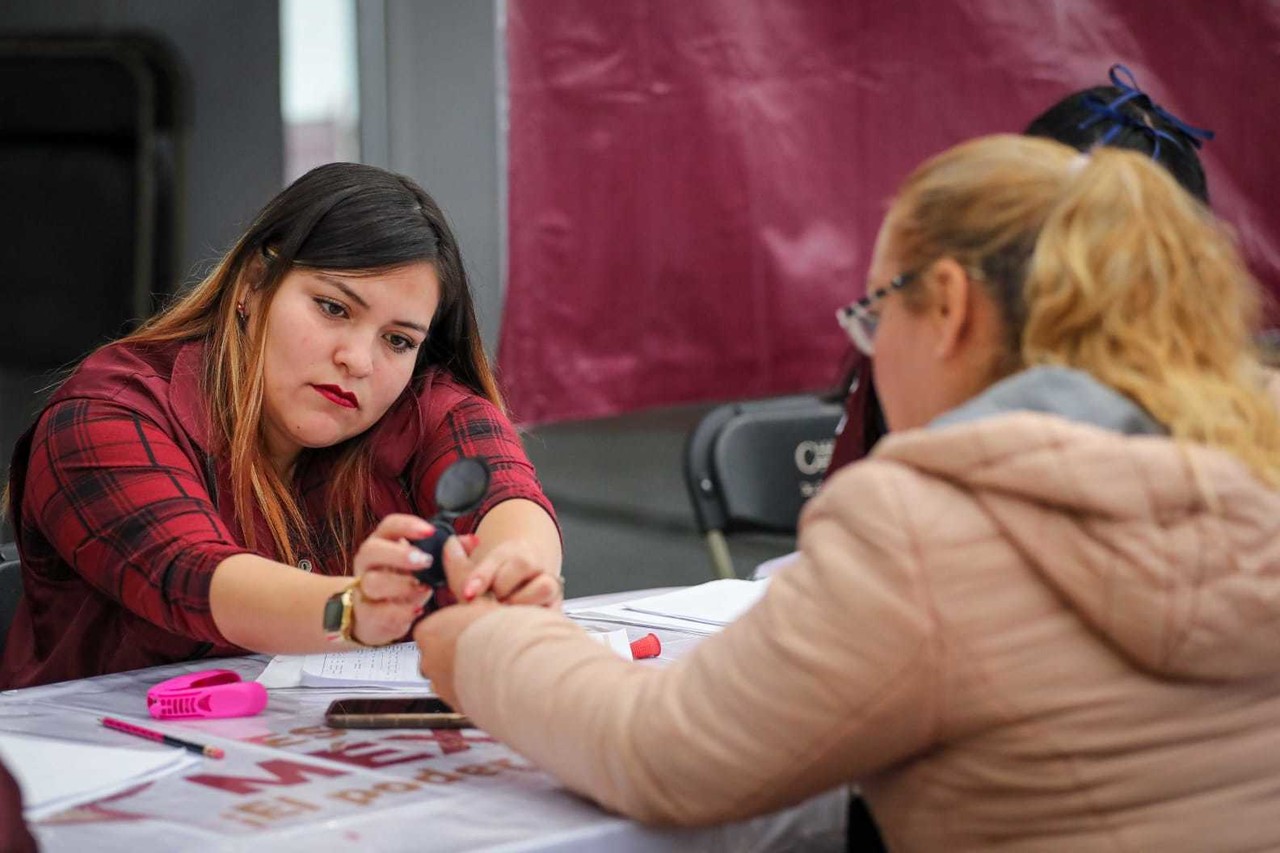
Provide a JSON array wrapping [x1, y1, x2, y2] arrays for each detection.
[[452, 368, 1280, 851]]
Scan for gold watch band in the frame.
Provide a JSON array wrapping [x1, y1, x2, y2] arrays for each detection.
[[337, 583, 365, 646], [334, 579, 387, 648]]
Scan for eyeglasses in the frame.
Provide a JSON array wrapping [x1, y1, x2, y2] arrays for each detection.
[[836, 271, 917, 356]]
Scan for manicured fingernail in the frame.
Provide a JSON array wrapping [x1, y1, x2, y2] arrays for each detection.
[[408, 550, 429, 565], [464, 579, 482, 599], [463, 534, 480, 549]]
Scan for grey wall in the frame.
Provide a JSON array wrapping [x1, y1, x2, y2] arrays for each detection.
[[358, 0, 504, 349], [0, 0, 284, 281], [0, 1, 283, 509], [355, 0, 783, 595]]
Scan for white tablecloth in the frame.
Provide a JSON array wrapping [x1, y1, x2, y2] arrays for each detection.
[[0, 597, 847, 851]]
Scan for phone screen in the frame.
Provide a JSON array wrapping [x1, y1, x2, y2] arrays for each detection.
[[325, 697, 472, 729]]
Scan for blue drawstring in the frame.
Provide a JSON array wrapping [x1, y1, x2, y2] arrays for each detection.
[[1077, 64, 1215, 161]]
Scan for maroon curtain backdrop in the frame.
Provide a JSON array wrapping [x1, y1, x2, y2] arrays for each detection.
[[500, 0, 1280, 425]]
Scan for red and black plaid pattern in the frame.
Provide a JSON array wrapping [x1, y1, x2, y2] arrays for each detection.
[[413, 394, 551, 531], [23, 399, 245, 639], [2, 344, 556, 688]]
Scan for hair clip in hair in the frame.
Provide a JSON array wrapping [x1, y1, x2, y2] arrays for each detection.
[[1108, 65, 1215, 148], [1078, 64, 1214, 161], [146, 669, 268, 720]]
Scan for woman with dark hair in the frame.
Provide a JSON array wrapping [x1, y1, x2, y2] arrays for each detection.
[[1025, 64, 1213, 204], [826, 64, 1214, 475], [1, 162, 561, 688]]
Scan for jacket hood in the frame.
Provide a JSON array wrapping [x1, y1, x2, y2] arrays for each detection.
[[872, 367, 1280, 682]]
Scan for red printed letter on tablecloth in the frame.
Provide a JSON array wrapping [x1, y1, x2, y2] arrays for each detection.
[[187, 759, 349, 796]]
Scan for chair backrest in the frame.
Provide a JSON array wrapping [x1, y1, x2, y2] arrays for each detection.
[[0, 35, 187, 520], [684, 394, 843, 578], [0, 551, 22, 659], [0, 35, 187, 369]]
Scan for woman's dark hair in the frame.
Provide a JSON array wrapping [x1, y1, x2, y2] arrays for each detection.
[[245, 162, 498, 400], [122, 162, 501, 565], [1024, 66, 1213, 204]]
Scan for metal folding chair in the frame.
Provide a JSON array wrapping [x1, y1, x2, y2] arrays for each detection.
[[684, 394, 842, 579]]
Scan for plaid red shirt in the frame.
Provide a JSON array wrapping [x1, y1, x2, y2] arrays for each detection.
[[2, 340, 556, 688]]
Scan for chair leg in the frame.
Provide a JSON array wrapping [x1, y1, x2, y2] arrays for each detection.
[[704, 531, 736, 580]]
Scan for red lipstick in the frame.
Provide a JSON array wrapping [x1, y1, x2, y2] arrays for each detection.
[[313, 384, 358, 409]]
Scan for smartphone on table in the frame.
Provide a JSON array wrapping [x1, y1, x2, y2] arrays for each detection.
[[325, 697, 472, 729]]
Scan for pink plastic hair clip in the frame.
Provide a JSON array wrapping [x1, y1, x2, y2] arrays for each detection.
[[146, 669, 268, 720]]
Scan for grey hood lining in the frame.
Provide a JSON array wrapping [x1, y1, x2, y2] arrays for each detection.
[[929, 366, 1165, 437]]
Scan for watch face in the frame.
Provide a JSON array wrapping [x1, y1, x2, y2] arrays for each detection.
[[322, 592, 346, 633]]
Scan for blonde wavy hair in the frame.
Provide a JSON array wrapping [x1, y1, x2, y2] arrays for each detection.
[[886, 134, 1280, 485]]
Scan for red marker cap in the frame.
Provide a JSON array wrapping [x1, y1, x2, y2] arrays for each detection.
[[629, 633, 661, 660]]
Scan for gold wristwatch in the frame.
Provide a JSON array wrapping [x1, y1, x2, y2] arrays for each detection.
[[322, 580, 368, 646]]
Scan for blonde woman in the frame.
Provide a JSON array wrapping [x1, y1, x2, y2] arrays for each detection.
[[419, 136, 1280, 850], [3, 163, 562, 688]]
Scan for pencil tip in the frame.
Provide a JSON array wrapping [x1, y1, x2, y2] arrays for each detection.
[[206, 746, 225, 759]]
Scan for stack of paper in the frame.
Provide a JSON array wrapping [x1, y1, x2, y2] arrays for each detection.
[[0, 731, 199, 819], [569, 578, 771, 635]]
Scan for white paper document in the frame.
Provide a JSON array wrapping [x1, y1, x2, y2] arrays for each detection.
[[584, 627, 633, 659], [0, 731, 199, 820], [258, 643, 431, 690], [255, 654, 306, 689], [569, 579, 771, 635], [569, 603, 722, 636], [302, 642, 428, 688], [622, 579, 771, 626]]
